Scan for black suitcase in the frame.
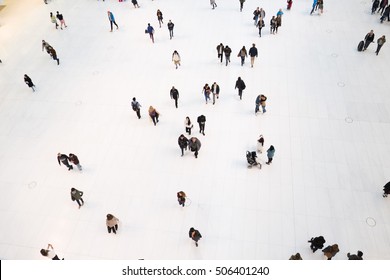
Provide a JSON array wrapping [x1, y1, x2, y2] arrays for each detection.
[[357, 40, 364, 51]]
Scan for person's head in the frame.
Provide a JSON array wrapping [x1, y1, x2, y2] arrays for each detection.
[[270, 145, 274, 150], [169, 20, 172, 23], [106, 214, 113, 220], [252, 43, 255, 47], [56, 11, 59, 14], [71, 188, 75, 192], [357, 251, 363, 257], [180, 134, 184, 138], [40, 249, 48, 256], [57, 153, 61, 156], [186, 116, 190, 121], [50, 12, 53, 16], [238, 76, 241, 80], [191, 137, 196, 142], [148, 23, 151, 26], [132, 97, 136, 101], [149, 106, 154, 110]]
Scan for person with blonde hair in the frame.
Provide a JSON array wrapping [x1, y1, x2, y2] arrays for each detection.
[[148, 106, 160, 125]]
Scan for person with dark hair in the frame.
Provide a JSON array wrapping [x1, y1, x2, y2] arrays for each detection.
[[235, 77, 246, 100], [189, 137, 201, 158], [237, 46, 247, 66], [372, 0, 380, 14], [131, 97, 141, 119], [57, 153, 73, 170], [69, 153, 82, 171], [378, 0, 388, 15], [289, 253, 302, 260], [185, 116, 193, 135], [157, 9, 163, 27], [148, 106, 160, 125], [202, 84, 211, 104], [170, 86, 179, 107], [347, 251, 363, 260], [322, 244, 340, 260], [56, 11, 67, 29], [106, 214, 119, 234], [47, 46, 60, 65], [131, 0, 140, 8], [270, 16, 277, 34], [249, 44, 258, 67], [266, 145, 275, 165], [256, 17, 265, 37], [177, 191, 186, 207], [216, 43, 224, 63], [146, 23, 155, 43], [50, 12, 58, 29], [383, 181, 390, 197], [24, 74, 36, 92], [363, 30, 375, 51], [211, 82, 220, 105], [107, 11, 119, 32], [172, 50, 181, 69], [308, 236, 326, 252], [70, 188, 84, 209], [223, 45, 232, 66], [287, 0, 293, 10], [178, 134, 189, 156], [260, 94, 267, 113], [197, 115, 206, 135], [189, 227, 202, 246], [375, 35, 386, 55], [40, 244, 63, 260], [167, 20, 174, 39], [257, 135, 264, 153]]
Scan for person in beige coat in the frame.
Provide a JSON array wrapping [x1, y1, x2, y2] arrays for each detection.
[[106, 214, 119, 234], [172, 50, 181, 69]]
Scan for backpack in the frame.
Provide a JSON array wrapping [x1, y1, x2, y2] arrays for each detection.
[[131, 101, 138, 111]]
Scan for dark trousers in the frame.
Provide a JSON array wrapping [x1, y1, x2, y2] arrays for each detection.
[[191, 148, 199, 158], [174, 98, 178, 108], [238, 89, 243, 99], [267, 157, 273, 164], [76, 198, 84, 207], [225, 55, 230, 65], [363, 40, 372, 50], [376, 44, 383, 54], [199, 123, 205, 134], [378, 6, 386, 14], [110, 20, 118, 31], [52, 255, 60, 260], [108, 224, 118, 234], [61, 159, 72, 168], [240, 56, 245, 66], [151, 115, 159, 125], [169, 29, 174, 39], [180, 146, 187, 156], [136, 109, 141, 119], [218, 53, 223, 63], [186, 127, 192, 135], [258, 27, 262, 37]]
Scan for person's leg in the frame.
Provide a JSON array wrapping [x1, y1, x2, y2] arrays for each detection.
[[152, 116, 156, 125], [188, 127, 191, 135], [110, 21, 113, 31], [181, 147, 184, 156], [251, 57, 255, 67], [108, 226, 112, 233], [76, 199, 82, 207], [194, 150, 198, 158], [136, 109, 141, 119], [80, 198, 84, 205], [262, 105, 266, 113], [212, 93, 216, 105]]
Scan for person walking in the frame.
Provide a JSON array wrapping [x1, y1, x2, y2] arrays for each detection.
[[383, 181, 390, 197], [50, 12, 59, 29], [287, 0, 293, 10], [375, 35, 386, 55], [42, 40, 51, 52], [276, 15, 282, 33], [47, 46, 60, 65], [256, 18, 265, 37], [322, 244, 340, 260], [177, 191, 187, 207], [266, 145, 275, 165], [167, 20, 174, 39], [378, 0, 388, 15], [131, 0, 140, 8], [189, 137, 201, 158], [270, 16, 277, 34], [197, 115, 206, 135], [202, 84, 211, 104], [372, 0, 380, 14], [317, 0, 324, 14], [380, 5, 390, 22], [347, 251, 363, 260], [70, 188, 84, 209], [40, 244, 64, 260], [237, 46, 247, 66], [172, 50, 181, 69], [148, 106, 160, 125], [255, 94, 261, 114], [239, 0, 245, 12], [131, 97, 141, 119], [146, 23, 155, 43], [185, 116, 193, 135], [106, 214, 119, 234], [24, 74, 36, 92], [223, 45, 232, 66], [57, 153, 73, 170], [310, 0, 318, 15], [157, 9, 163, 27], [211, 82, 220, 105], [69, 153, 82, 171], [235, 77, 246, 100], [189, 227, 202, 246], [253, 7, 261, 26], [210, 0, 217, 9], [170, 86, 179, 108], [107, 11, 118, 32], [260, 94, 267, 113], [308, 236, 326, 252], [178, 134, 189, 156], [249, 43, 258, 67], [216, 43, 224, 63], [257, 135, 264, 153], [363, 30, 375, 51], [56, 11, 67, 29]]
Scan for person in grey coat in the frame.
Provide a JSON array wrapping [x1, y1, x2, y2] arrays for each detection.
[[189, 137, 201, 158], [266, 145, 275, 165], [70, 188, 84, 209]]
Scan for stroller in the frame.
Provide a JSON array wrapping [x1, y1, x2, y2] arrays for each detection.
[[246, 151, 261, 169]]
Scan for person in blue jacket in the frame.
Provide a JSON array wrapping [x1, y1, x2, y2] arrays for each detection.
[[146, 23, 155, 43], [310, 0, 318, 15], [107, 11, 118, 32], [266, 145, 275, 165], [248, 43, 258, 67]]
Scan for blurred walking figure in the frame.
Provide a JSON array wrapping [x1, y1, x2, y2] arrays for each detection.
[[177, 191, 187, 206], [146, 23, 155, 43], [50, 12, 58, 29], [40, 244, 64, 260], [308, 236, 326, 252], [70, 188, 84, 209], [57, 153, 73, 170], [185, 117, 193, 135], [363, 30, 375, 51], [170, 86, 179, 108], [211, 82, 220, 105], [202, 84, 211, 104], [197, 115, 206, 135], [210, 0, 217, 9], [383, 181, 390, 197], [108, 11, 118, 32], [189, 137, 201, 158], [310, 0, 318, 15], [148, 106, 160, 125], [24, 74, 36, 92], [56, 11, 67, 29], [237, 46, 247, 66], [347, 251, 363, 260], [322, 244, 339, 260], [223, 45, 232, 66], [157, 9, 163, 27], [131, 0, 140, 8], [69, 153, 82, 171], [378, 0, 388, 15], [189, 227, 202, 246], [106, 214, 119, 234], [375, 35, 386, 55], [178, 134, 189, 156], [131, 97, 141, 119], [239, 0, 245, 12], [249, 43, 258, 67], [270, 16, 277, 34], [266, 145, 275, 165], [235, 77, 246, 100], [216, 43, 224, 63], [287, 0, 293, 10], [167, 20, 174, 39], [172, 50, 181, 69], [257, 135, 264, 153]]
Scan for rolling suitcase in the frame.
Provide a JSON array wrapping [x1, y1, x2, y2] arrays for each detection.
[[357, 40, 364, 51]]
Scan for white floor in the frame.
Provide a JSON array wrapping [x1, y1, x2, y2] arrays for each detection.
[[0, 0, 389, 260]]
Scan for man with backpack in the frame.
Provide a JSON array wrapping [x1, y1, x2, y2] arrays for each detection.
[[131, 97, 141, 119]]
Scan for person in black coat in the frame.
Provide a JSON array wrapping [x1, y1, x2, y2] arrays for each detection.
[[216, 43, 224, 63], [167, 20, 174, 39], [189, 227, 202, 247], [188, 137, 201, 158], [178, 134, 189, 156], [197, 115, 206, 135], [170, 86, 179, 108], [131, 0, 140, 8], [308, 236, 325, 253], [347, 251, 363, 260], [131, 97, 141, 119], [235, 77, 246, 100], [248, 43, 258, 67], [57, 153, 73, 170], [24, 74, 36, 92], [223, 45, 232, 66], [363, 30, 375, 51], [211, 82, 220, 105]]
